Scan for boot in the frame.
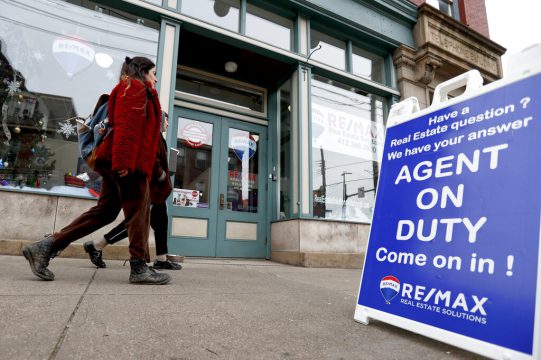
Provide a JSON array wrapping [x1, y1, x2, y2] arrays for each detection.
[[83, 241, 106, 268], [22, 235, 57, 281], [129, 259, 171, 285], [153, 259, 182, 270]]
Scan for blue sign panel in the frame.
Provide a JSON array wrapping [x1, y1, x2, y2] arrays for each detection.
[[357, 73, 541, 356]]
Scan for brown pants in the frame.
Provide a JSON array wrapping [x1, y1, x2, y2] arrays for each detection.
[[52, 163, 151, 261]]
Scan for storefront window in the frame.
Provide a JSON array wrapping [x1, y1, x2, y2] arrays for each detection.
[[181, 0, 240, 32], [310, 30, 346, 71], [0, 0, 159, 198], [311, 75, 386, 223], [246, 3, 293, 51], [143, 0, 163, 6], [173, 118, 213, 208], [227, 128, 259, 213], [352, 46, 385, 84], [176, 67, 266, 116], [279, 80, 291, 219]]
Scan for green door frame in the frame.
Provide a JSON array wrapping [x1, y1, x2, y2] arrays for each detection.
[[167, 107, 268, 258], [167, 108, 221, 256]]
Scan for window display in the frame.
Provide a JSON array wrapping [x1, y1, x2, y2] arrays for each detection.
[[0, 0, 158, 198], [311, 75, 386, 223]]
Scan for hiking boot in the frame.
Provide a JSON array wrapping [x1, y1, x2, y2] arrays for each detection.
[[153, 259, 182, 270], [22, 235, 57, 281], [83, 241, 106, 268], [129, 259, 171, 285]]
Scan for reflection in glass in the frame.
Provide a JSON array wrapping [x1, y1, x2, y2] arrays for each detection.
[[352, 46, 385, 83], [279, 80, 291, 219], [174, 118, 213, 208], [181, 0, 240, 32], [176, 68, 265, 113], [310, 30, 346, 70], [246, 4, 293, 50], [143, 0, 162, 6], [311, 75, 386, 223], [0, 0, 158, 198], [227, 128, 259, 213]]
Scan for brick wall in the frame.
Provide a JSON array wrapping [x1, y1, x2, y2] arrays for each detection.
[[409, 0, 490, 38], [458, 0, 490, 37]]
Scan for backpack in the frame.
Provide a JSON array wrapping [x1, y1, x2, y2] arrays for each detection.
[[76, 94, 112, 169]]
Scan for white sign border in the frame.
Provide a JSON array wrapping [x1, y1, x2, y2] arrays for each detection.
[[354, 67, 541, 360]]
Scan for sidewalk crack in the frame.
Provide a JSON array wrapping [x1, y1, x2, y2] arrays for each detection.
[[48, 269, 97, 360]]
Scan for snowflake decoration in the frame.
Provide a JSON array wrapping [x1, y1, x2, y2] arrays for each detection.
[[33, 51, 44, 62], [57, 120, 77, 139], [5, 79, 21, 96]]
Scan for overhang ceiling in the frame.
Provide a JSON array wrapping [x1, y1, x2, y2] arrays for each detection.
[[178, 31, 293, 89]]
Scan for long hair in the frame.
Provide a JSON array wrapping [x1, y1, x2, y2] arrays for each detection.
[[119, 56, 155, 83]]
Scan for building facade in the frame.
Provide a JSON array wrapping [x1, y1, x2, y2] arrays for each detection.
[[0, 0, 504, 267]]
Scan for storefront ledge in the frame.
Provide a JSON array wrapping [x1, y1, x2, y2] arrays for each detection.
[[0, 239, 183, 262], [271, 251, 365, 269], [0, 240, 23, 256]]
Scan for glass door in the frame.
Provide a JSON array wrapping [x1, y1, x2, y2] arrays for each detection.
[[168, 108, 267, 258], [216, 119, 267, 258]]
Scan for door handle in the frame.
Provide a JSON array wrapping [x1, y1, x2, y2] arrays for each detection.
[[219, 193, 224, 209]]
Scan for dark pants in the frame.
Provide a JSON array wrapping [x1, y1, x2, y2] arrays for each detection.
[[52, 163, 151, 260], [104, 203, 168, 257]]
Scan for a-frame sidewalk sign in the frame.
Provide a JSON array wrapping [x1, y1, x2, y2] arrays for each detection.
[[355, 44, 541, 360]]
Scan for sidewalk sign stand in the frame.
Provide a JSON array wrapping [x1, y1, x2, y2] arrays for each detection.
[[354, 44, 541, 360]]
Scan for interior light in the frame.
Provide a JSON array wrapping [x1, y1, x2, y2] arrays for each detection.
[[225, 61, 238, 73]]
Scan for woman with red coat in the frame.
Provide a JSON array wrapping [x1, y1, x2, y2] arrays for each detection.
[[22, 56, 170, 285], [84, 112, 182, 271]]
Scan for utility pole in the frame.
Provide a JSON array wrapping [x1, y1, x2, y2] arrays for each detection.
[[320, 147, 326, 196], [341, 171, 351, 219]]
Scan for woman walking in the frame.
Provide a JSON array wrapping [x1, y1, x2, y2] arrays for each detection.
[[22, 56, 170, 285]]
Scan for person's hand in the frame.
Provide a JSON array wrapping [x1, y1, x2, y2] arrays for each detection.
[[117, 168, 129, 177], [158, 169, 167, 182]]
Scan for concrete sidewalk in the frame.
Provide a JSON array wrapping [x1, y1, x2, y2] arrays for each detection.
[[0, 255, 482, 360]]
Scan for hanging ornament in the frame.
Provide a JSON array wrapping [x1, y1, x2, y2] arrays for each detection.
[[57, 120, 77, 139], [5, 79, 21, 97], [14, 126, 21, 134]]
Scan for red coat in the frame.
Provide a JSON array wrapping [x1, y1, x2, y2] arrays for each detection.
[[150, 135, 173, 204], [96, 78, 162, 179]]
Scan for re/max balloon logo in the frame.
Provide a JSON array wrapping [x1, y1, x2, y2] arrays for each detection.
[[380, 275, 489, 324]]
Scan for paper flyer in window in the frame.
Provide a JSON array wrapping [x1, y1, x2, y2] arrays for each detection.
[[172, 188, 199, 207]]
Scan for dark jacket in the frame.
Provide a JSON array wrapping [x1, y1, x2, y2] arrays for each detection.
[[150, 135, 172, 204], [96, 78, 162, 179]]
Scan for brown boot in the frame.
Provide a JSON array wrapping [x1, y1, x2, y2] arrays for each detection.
[[22, 235, 57, 281], [129, 259, 171, 285]]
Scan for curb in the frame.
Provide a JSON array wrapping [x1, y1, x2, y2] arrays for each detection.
[[0, 239, 184, 262]]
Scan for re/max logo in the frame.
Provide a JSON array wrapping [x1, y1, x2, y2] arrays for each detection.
[[401, 283, 488, 315]]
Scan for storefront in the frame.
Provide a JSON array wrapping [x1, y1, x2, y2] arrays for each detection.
[[0, 0, 424, 265]]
